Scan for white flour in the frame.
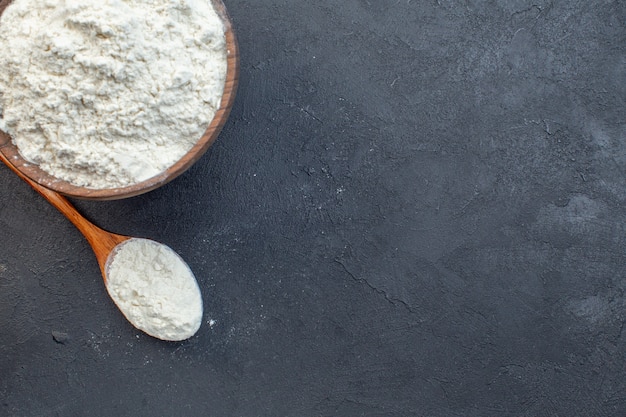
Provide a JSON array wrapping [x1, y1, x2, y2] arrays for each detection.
[[105, 238, 203, 341], [0, 0, 227, 189]]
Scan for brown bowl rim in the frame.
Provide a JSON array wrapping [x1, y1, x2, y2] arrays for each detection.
[[0, 0, 239, 200]]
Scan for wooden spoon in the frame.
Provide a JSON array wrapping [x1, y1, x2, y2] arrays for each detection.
[[0, 146, 128, 281], [1, 145, 204, 340]]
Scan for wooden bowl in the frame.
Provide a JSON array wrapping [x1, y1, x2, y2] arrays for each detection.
[[0, 0, 238, 200]]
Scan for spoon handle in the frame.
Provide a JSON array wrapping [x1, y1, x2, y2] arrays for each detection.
[[0, 150, 127, 274]]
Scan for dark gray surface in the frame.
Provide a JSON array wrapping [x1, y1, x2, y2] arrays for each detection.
[[1, 1, 625, 416]]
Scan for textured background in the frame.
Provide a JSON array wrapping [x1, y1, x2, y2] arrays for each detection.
[[1, 1, 625, 416]]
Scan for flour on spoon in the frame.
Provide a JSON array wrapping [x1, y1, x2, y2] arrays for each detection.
[[105, 238, 203, 341]]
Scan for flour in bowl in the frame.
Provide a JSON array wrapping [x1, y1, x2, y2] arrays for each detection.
[[0, 0, 227, 189], [105, 238, 203, 341]]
